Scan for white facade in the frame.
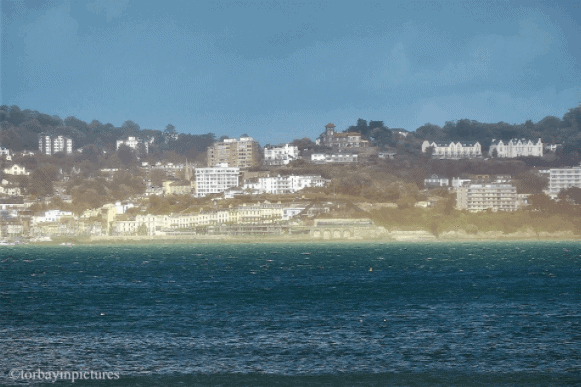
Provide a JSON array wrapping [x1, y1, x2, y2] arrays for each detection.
[[424, 175, 449, 187], [195, 164, 240, 197], [243, 175, 329, 194], [311, 153, 358, 163], [116, 136, 149, 154], [489, 138, 543, 158], [282, 207, 306, 220], [422, 140, 482, 159], [33, 210, 73, 224], [54, 136, 73, 154], [264, 144, 300, 165], [3, 164, 29, 176], [456, 184, 518, 212], [39, 134, 73, 155], [549, 166, 581, 194]]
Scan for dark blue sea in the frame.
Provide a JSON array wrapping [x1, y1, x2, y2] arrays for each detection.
[[1, 241, 581, 386]]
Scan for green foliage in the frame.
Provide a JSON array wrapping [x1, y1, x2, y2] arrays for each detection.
[[150, 169, 166, 186], [558, 187, 581, 205], [513, 171, 548, 194], [28, 166, 58, 196]]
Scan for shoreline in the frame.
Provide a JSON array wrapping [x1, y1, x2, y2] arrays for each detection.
[[15, 233, 581, 246]]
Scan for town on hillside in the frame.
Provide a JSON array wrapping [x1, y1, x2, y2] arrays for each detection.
[[1, 104, 581, 243]]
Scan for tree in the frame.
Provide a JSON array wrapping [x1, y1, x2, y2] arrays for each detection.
[[117, 144, 135, 165], [121, 120, 140, 133], [491, 148, 498, 158], [528, 193, 554, 212], [164, 124, 176, 134], [64, 116, 88, 132], [28, 167, 58, 196], [150, 169, 166, 186], [291, 137, 316, 150], [513, 171, 547, 194], [558, 187, 581, 205]]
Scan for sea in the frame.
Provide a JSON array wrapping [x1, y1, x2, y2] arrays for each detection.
[[1, 241, 581, 386]]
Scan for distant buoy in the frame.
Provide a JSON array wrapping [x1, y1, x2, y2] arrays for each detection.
[[369, 267, 373, 272]]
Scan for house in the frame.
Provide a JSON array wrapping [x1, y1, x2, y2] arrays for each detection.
[[116, 136, 151, 154], [264, 144, 300, 165], [163, 180, 193, 195], [422, 140, 482, 159], [378, 151, 396, 160], [489, 138, 543, 158], [0, 147, 11, 160], [3, 164, 29, 176], [316, 123, 369, 148]]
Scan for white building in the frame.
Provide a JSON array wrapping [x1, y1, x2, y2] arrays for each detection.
[[243, 175, 329, 194], [195, 163, 240, 197], [0, 147, 11, 159], [282, 206, 307, 220], [32, 210, 73, 224], [311, 153, 358, 163], [424, 175, 449, 187], [489, 138, 543, 158], [421, 140, 482, 159], [549, 166, 581, 194], [3, 164, 29, 176], [116, 136, 150, 154], [451, 177, 472, 188], [39, 134, 73, 155], [264, 144, 300, 165], [456, 184, 518, 212]]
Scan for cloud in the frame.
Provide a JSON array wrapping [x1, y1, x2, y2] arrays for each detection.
[[18, 1, 79, 60], [369, 13, 558, 92], [86, 0, 130, 22]]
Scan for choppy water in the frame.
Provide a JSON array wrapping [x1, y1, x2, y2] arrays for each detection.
[[1, 241, 581, 386]]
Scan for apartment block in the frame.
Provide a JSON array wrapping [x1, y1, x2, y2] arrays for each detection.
[[39, 133, 73, 155], [195, 164, 240, 197], [549, 166, 581, 194], [206, 136, 259, 169], [456, 183, 518, 212]]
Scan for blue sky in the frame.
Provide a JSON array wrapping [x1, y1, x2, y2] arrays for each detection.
[[1, 0, 580, 145]]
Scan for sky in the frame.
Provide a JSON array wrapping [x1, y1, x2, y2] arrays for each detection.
[[1, 0, 581, 145]]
